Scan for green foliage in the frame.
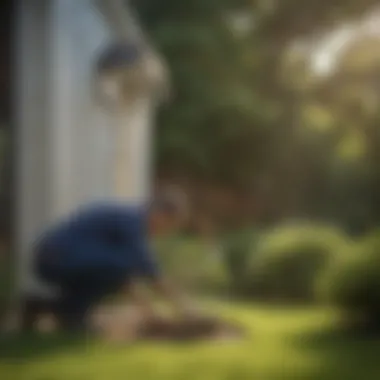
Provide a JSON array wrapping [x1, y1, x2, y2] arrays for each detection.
[[0, 253, 11, 319], [129, 0, 380, 228], [155, 236, 229, 294], [320, 230, 380, 328], [247, 224, 348, 302], [223, 228, 259, 294]]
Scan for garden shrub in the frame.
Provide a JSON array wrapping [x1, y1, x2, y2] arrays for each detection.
[[320, 229, 380, 329], [246, 223, 348, 303]]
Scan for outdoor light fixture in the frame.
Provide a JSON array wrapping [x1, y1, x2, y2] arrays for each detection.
[[95, 40, 167, 107]]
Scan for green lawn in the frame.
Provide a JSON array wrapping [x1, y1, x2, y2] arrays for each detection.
[[1, 303, 380, 380]]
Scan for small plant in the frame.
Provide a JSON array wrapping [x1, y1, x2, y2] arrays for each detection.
[[222, 228, 259, 295], [155, 236, 229, 295], [320, 230, 380, 330]]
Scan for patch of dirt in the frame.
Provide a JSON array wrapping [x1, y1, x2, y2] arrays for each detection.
[[92, 306, 245, 343]]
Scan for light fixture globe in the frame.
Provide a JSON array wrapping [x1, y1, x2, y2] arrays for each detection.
[[96, 41, 167, 106], [96, 41, 141, 73]]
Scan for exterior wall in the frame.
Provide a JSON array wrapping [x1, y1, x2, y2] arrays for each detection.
[[114, 97, 154, 201], [49, 0, 114, 211], [16, 0, 55, 296], [15, 0, 157, 297]]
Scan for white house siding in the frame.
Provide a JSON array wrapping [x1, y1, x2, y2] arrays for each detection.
[[16, 0, 56, 297], [114, 97, 154, 202], [49, 0, 114, 214]]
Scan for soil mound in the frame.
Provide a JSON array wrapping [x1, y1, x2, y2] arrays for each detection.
[[93, 306, 245, 342]]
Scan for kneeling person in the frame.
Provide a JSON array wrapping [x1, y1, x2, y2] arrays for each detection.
[[24, 191, 193, 331]]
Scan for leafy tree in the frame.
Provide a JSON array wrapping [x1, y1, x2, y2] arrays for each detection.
[[131, 0, 380, 226]]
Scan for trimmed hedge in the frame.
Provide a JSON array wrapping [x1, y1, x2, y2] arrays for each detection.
[[246, 224, 348, 302]]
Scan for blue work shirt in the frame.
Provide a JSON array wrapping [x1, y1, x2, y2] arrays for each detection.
[[37, 202, 160, 279]]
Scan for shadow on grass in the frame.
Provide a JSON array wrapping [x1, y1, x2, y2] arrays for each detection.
[[0, 332, 92, 362], [290, 324, 380, 380]]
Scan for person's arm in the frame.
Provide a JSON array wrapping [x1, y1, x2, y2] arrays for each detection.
[[133, 238, 197, 318], [125, 212, 198, 318]]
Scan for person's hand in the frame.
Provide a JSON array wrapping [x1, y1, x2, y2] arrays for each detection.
[[151, 277, 205, 322], [127, 279, 160, 323], [178, 303, 204, 322], [138, 304, 160, 323]]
